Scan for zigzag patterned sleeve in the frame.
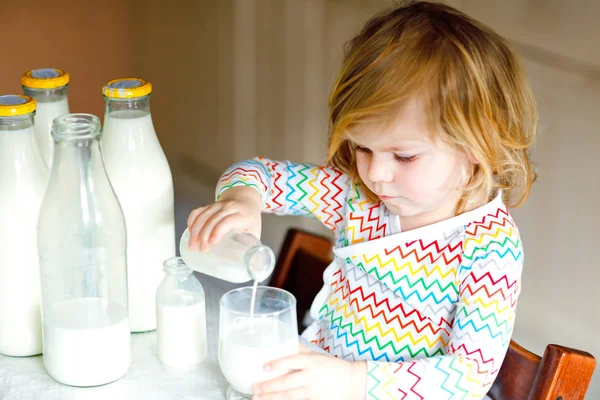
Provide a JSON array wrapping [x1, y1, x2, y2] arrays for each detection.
[[216, 157, 350, 231], [366, 214, 523, 399]]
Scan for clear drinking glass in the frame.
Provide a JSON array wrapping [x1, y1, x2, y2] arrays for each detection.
[[219, 287, 298, 399]]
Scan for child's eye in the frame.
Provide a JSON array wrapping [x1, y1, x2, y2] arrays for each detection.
[[355, 145, 372, 154], [394, 155, 417, 163]]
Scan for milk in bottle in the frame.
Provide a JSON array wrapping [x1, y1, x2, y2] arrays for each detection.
[[102, 78, 175, 332], [38, 113, 130, 386], [0, 95, 48, 357]]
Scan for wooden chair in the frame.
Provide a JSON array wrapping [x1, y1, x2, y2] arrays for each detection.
[[270, 228, 333, 330], [272, 228, 597, 399], [488, 340, 596, 400]]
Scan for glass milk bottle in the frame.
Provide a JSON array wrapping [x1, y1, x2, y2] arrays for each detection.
[[179, 229, 275, 283], [101, 78, 175, 333], [21, 68, 70, 168], [156, 257, 207, 369], [38, 114, 130, 387], [0, 95, 48, 357]]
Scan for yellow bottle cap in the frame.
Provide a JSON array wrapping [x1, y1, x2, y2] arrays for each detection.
[[0, 95, 36, 117], [21, 68, 70, 89], [102, 78, 152, 99]]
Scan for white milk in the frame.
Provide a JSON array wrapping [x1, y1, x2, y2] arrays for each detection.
[[180, 229, 267, 283], [34, 98, 69, 168], [157, 300, 208, 369], [219, 318, 299, 395], [102, 110, 175, 332], [0, 125, 48, 357], [42, 297, 131, 387], [249, 280, 259, 319]]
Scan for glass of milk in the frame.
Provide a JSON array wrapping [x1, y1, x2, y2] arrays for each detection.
[[156, 257, 207, 369], [219, 287, 298, 399], [21, 68, 70, 169]]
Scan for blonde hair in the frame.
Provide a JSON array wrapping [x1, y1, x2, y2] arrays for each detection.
[[327, 1, 537, 210]]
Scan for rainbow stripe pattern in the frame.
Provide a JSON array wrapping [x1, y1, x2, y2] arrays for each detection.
[[217, 158, 523, 399]]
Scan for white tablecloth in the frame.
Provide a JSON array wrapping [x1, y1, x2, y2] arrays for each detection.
[[0, 272, 496, 400], [0, 275, 244, 400]]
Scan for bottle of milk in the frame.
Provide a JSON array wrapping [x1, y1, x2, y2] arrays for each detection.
[[156, 257, 207, 370], [0, 95, 48, 357], [101, 78, 176, 333], [179, 229, 275, 283], [21, 68, 70, 168], [38, 114, 130, 387]]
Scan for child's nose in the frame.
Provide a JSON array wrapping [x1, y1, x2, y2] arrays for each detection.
[[367, 156, 393, 184]]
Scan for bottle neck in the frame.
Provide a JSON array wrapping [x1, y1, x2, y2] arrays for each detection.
[[164, 257, 194, 281], [50, 113, 104, 182], [23, 86, 68, 103], [0, 114, 42, 168], [0, 114, 34, 131], [245, 244, 276, 282], [104, 95, 151, 117]]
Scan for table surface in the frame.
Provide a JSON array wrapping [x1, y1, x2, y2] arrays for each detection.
[[0, 274, 301, 400], [0, 273, 497, 400]]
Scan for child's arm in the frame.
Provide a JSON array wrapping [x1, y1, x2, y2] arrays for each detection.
[[366, 218, 523, 399], [188, 157, 351, 250], [216, 157, 350, 225]]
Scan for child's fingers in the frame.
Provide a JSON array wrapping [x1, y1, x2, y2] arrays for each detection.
[[187, 206, 205, 229], [264, 354, 309, 372], [252, 386, 309, 400], [189, 206, 221, 249], [209, 213, 241, 245], [199, 208, 237, 250], [253, 370, 306, 396]]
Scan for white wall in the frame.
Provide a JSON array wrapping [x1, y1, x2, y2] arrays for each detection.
[[445, 1, 600, 396]]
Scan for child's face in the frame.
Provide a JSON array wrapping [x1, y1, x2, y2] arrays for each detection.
[[351, 98, 472, 229]]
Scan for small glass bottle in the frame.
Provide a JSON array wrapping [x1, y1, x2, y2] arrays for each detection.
[[21, 68, 70, 168], [37, 113, 130, 387], [0, 95, 48, 357], [156, 257, 207, 369], [179, 229, 275, 283]]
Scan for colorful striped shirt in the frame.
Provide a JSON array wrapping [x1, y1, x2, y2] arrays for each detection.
[[216, 158, 523, 399]]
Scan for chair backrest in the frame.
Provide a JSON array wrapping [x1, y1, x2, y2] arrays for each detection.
[[487, 340, 596, 400], [270, 228, 333, 331], [272, 229, 597, 399]]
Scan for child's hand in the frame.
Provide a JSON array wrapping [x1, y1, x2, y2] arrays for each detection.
[[187, 186, 263, 251], [252, 345, 366, 400]]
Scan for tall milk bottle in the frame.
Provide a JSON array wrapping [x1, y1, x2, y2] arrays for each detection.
[[21, 68, 70, 168], [38, 114, 130, 386], [0, 95, 48, 357], [101, 78, 175, 332]]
